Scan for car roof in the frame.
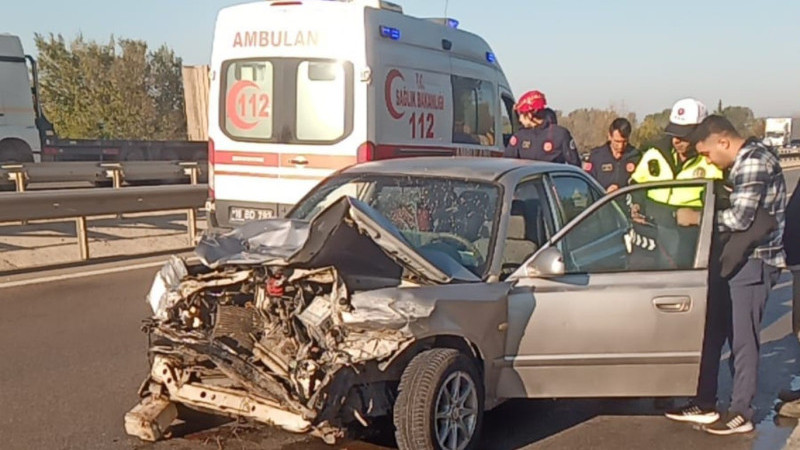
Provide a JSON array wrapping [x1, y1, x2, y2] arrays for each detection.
[[342, 157, 584, 182]]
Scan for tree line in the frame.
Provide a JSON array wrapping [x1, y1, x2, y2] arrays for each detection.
[[34, 33, 187, 140], [33, 34, 767, 147], [557, 102, 765, 154]]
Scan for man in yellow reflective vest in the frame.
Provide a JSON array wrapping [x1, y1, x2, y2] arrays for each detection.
[[629, 98, 724, 268]]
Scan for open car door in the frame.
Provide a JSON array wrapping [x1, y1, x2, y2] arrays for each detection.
[[498, 180, 715, 399]]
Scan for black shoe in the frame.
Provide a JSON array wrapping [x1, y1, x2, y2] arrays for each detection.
[[664, 402, 720, 424], [704, 412, 754, 435], [779, 389, 800, 403]]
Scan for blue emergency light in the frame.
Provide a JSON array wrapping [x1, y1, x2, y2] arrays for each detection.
[[379, 26, 401, 40], [447, 19, 459, 29], [486, 52, 496, 63]]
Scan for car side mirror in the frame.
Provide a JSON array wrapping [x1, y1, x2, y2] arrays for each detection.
[[525, 247, 565, 278]]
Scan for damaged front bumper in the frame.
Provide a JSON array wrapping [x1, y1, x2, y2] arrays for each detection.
[[126, 257, 415, 444], [125, 355, 318, 442]]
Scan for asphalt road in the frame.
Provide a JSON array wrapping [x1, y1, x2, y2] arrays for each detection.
[[1, 168, 799, 450], [0, 268, 797, 450]]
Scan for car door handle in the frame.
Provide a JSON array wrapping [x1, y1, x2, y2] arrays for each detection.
[[652, 296, 691, 313]]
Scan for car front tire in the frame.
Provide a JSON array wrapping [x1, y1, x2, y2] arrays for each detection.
[[394, 348, 484, 450]]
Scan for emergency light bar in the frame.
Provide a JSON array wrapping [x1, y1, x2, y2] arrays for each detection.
[[486, 52, 496, 63], [426, 18, 460, 29], [379, 25, 401, 40]]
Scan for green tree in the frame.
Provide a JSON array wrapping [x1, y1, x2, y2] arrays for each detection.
[[630, 109, 671, 150], [559, 108, 636, 155], [720, 106, 761, 138], [149, 45, 187, 140], [34, 33, 187, 140]]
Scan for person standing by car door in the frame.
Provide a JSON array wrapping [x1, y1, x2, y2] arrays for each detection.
[[584, 118, 640, 193], [665, 115, 786, 435], [504, 90, 580, 166]]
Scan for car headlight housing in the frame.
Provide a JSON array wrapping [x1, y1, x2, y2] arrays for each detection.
[[146, 256, 188, 320]]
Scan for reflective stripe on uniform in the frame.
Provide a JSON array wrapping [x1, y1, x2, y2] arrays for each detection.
[[632, 146, 723, 207], [672, 157, 724, 206], [631, 148, 675, 203]]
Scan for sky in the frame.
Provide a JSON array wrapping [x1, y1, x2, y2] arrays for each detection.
[[5, 0, 799, 118]]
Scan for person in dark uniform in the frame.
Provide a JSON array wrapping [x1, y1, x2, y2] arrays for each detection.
[[504, 91, 580, 166], [584, 118, 640, 193]]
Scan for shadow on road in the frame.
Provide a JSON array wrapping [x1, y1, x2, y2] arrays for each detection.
[[479, 397, 662, 449]]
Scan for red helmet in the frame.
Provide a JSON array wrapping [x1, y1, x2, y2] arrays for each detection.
[[514, 90, 547, 113]]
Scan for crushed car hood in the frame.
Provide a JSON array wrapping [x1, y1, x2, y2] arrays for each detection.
[[196, 196, 479, 285]]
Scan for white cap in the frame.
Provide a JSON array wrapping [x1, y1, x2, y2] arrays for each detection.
[[666, 98, 708, 138]]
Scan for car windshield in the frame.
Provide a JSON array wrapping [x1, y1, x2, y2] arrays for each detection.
[[290, 174, 502, 277]]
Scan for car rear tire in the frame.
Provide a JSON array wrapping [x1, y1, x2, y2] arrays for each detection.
[[394, 348, 484, 450]]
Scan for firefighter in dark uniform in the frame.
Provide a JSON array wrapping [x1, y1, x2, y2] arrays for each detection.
[[504, 90, 580, 166], [584, 118, 640, 193]]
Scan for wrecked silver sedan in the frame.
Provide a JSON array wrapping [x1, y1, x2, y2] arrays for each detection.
[[126, 158, 717, 450]]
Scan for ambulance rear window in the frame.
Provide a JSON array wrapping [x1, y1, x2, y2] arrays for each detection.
[[296, 61, 346, 141], [223, 61, 274, 140], [220, 58, 353, 144]]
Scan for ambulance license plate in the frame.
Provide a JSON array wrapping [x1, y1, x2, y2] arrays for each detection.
[[229, 207, 275, 223]]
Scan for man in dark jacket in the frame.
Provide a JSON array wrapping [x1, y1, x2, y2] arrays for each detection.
[[584, 118, 640, 193]]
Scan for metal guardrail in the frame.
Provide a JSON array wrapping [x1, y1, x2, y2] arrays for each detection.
[[0, 160, 208, 192], [779, 148, 800, 162], [0, 183, 207, 261], [0, 151, 796, 262]]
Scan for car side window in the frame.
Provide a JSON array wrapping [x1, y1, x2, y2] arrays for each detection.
[[498, 178, 553, 279], [555, 183, 710, 274], [550, 175, 596, 225]]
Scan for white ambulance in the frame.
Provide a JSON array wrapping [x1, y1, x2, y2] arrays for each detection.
[[207, 0, 517, 227]]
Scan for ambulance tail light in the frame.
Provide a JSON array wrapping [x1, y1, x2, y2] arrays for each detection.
[[208, 138, 215, 200], [357, 141, 375, 164], [379, 26, 401, 41]]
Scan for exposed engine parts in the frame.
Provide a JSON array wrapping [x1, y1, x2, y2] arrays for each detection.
[[130, 259, 412, 443]]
